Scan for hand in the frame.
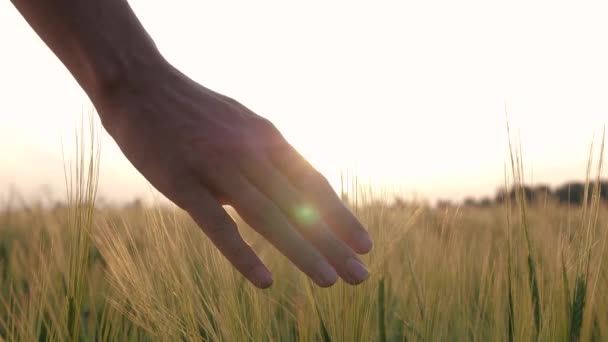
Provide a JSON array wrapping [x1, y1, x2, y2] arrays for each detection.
[[96, 63, 373, 288]]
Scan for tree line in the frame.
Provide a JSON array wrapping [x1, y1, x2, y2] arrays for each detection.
[[453, 180, 608, 208]]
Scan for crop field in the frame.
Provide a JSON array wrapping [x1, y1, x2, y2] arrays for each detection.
[[0, 130, 607, 341]]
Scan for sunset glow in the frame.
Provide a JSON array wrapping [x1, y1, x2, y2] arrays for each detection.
[[1, 0, 607, 204]]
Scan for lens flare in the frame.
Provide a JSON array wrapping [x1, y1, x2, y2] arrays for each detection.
[[294, 205, 320, 226]]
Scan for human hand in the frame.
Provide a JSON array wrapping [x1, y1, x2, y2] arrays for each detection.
[[97, 63, 373, 288]]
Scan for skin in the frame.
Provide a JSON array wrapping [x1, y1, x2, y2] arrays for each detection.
[[10, 0, 373, 288]]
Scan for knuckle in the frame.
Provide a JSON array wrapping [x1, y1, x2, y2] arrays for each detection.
[[245, 201, 281, 233], [258, 201, 282, 224], [254, 118, 281, 137], [228, 241, 255, 265], [221, 95, 242, 107], [302, 170, 331, 193], [314, 173, 332, 189], [258, 118, 277, 131], [204, 212, 237, 237]]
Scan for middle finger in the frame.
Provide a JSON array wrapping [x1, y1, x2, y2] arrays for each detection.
[[238, 155, 370, 285]]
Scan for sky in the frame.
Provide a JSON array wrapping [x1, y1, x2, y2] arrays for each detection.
[[1, 0, 607, 205]]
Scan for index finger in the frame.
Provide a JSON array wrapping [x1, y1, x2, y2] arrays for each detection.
[[174, 183, 273, 289]]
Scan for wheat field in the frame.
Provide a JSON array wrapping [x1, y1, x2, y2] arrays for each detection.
[[0, 125, 607, 341]]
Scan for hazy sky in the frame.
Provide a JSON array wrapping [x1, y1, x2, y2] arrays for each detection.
[[1, 0, 607, 204]]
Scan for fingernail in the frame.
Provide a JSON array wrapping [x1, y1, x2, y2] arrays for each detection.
[[354, 231, 373, 252], [346, 258, 369, 283], [250, 266, 273, 288], [314, 260, 338, 287]]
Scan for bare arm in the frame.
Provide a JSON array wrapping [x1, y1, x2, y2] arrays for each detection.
[[11, 0, 373, 288], [10, 0, 162, 108]]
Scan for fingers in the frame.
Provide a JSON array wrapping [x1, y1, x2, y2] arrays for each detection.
[[239, 157, 370, 285], [267, 139, 373, 254], [173, 183, 273, 289], [216, 173, 340, 287]]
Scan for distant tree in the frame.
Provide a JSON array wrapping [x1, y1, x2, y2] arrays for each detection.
[[494, 187, 509, 204], [555, 182, 586, 205], [589, 181, 608, 203], [520, 186, 537, 203], [463, 197, 477, 207], [392, 197, 407, 209], [436, 199, 453, 209], [531, 184, 553, 205], [128, 197, 144, 210], [599, 181, 608, 201], [478, 197, 492, 207], [553, 181, 608, 205], [51, 200, 67, 214], [494, 185, 536, 204], [532, 184, 552, 197]]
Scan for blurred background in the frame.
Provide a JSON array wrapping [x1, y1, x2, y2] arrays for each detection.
[[1, 0, 607, 205]]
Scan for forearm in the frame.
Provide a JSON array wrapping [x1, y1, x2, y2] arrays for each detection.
[[11, 0, 166, 108]]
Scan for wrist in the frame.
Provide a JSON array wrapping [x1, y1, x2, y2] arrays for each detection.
[[86, 42, 168, 101], [93, 52, 174, 137]]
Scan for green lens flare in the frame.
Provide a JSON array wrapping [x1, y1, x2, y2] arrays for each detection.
[[294, 205, 320, 226]]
